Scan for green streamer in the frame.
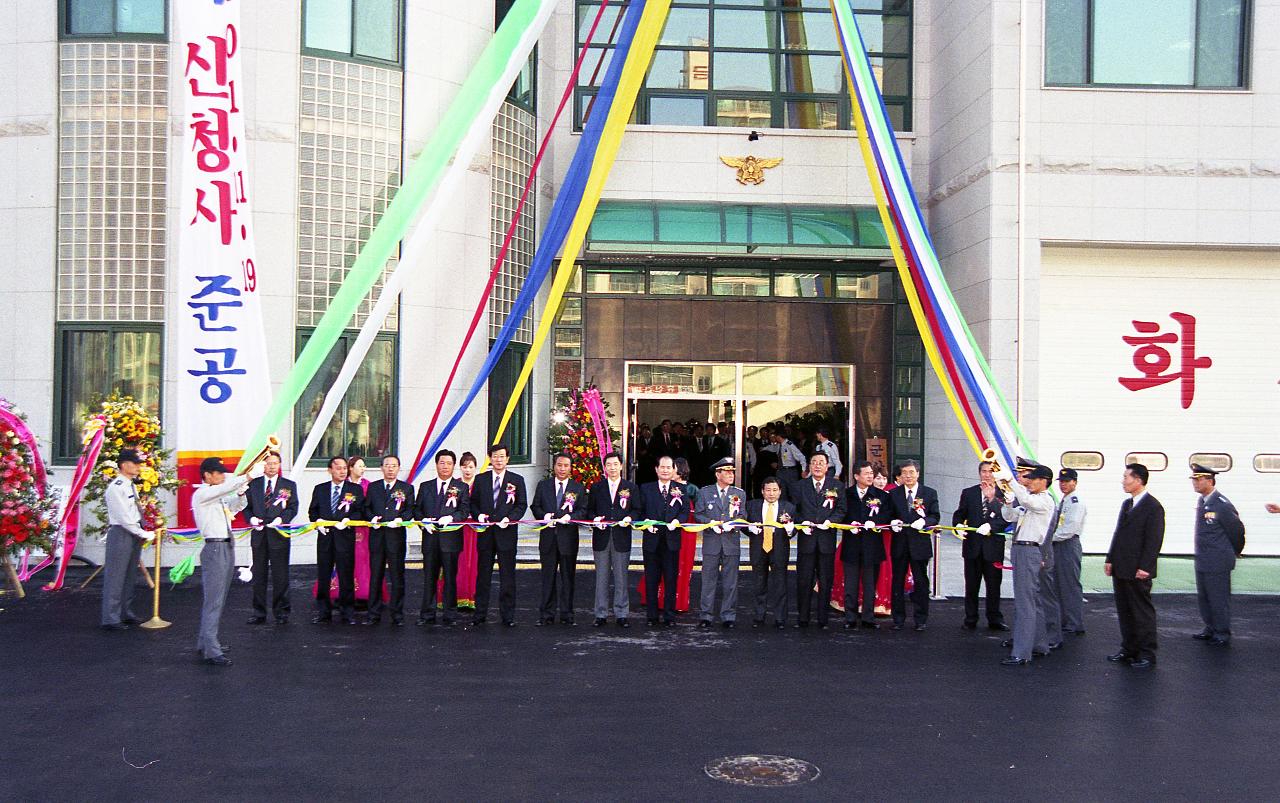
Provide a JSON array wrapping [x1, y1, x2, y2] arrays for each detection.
[[237, 0, 552, 467], [169, 554, 196, 586]]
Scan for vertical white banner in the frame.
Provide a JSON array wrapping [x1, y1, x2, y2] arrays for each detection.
[[175, 0, 270, 517]]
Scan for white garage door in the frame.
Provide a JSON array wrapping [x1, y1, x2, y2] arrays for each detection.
[[1039, 246, 1280, 554]]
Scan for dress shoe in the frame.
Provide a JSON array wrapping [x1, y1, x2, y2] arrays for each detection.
[[340, 616, 357, 625], [960, 622, 977, 631], [816, 622, 828, 630], [247, 616, 267, 625], [890, 623, 904, 631], [754, 619, 765, 629], [417, 616, 436, 627], [989, 622, 1010, 632], [122, 617, 145, 626], [661, 618, 675, 628], [1207, 637, 1230, 647], [774, 622, 786, 630], [647, 618, 659, 627], [311, 614, 332, 624], [914, 623, 927, 632], [861, 621, 880, 630], [1106, 651, 1133, 663], [562, 618, 577, 627], [391, 617, 404, 627], [275, 616, 289, 625], [722, 621, 735, 629], [617, 619, 629, 629], [535, 618, 549, 626], [1129, 658, 1155, 669], [1192, 630, 1214, 641], [593, 618, 607, 627], [1048, 641, 1064, 651], [203, 655, 232, 667], [795, 621, 809, 629], [1031, 649, 1049, 658], [1001, 638, 1014, 648], [699, 620, 712, 629], [1070, 629, 1087, 636], [1000, 656, 1029, 666], [101, 623, 129, 631], [364, 617, 381, 626]]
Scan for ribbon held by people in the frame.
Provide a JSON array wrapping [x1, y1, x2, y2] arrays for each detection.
[[581, 388, 613, 472]]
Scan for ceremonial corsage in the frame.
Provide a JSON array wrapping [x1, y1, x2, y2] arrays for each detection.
[[338, 492, 356, 512], [669, 486, 683, 506], [779, 511, 792, 524], [446, 485, 459, 508], [618, 488, 630, 510], [272, 487, 292, 506], [505, 483, 516, 504], [391, 488, 407, 511], [822, 488, 839, 509], [912, 498, 925, 516], [866, 496, 881, 515], [729, 495, 741, 516], [561, 491, 577, 512]]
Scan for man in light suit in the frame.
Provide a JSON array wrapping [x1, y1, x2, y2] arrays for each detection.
[[1105, 463, 1165, 669], [637, 455, 686, 627], [244, 451, 299, 625], [888, 459, 940, 631], [1190, 463, 1244, 647], [469, 443, 527, 627], [790, 452, 846, 629], [364, 455, 415, 627], [416, 449, 470, 626], [695, 457, 747, 628], [745, 477, 795, 629], [531, 453, 588, 626], [588, 452, 639, 628]]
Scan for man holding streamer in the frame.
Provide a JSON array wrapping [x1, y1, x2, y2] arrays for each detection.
[[953, 460, 1008, 632], [746, 477, 795, 629], [416, 450, 470, 626], [365, 455, 415, 627], [192, 456, 253, 667], [637, 455, 685, 627], [589, 452, 638, 628], [888, 460, 939, 632], [532, 453, 588, 626], [842, 461, 891, 630], [995, 463, 1055, 666], [470, 444, 527, 627], [695, 457, 747, 629], [245, 451, 298, 626], [791, 452, 846, 630]]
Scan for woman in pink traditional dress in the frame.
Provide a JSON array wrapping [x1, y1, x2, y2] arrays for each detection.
[[672, 457, 697, 612], [448, 451, 480, 608], [347, 456, 381, 608], [874, 465, 895, 615]]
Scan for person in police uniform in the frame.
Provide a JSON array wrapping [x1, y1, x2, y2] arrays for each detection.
[[100, 449, 156, 630], [191, 456, 252, 667], [695, 456, 748, 628], [1190, 463, 1244, 646], [1050, 468, 1088, 636], [995, 462, 1055, 665]]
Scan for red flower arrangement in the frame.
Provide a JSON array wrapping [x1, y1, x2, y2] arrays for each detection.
[[545, 388, 622, 487], [0, 398, 59, 559]]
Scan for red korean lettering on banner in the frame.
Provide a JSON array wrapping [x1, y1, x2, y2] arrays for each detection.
[[1118, 312, 1212, 409]]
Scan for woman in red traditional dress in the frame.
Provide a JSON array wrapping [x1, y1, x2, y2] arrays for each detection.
[[673, 457, 697, 612], [874, 465, 895, 614], [347, 456, 380, 608], [449, 451, 480, 608]]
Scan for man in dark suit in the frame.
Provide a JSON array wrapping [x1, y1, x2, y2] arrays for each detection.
[[245, 451, 299, 625], [364, 455, 415, 626], [1105, 463, 1165, 668], [842, 461, 891, 629], [415, 449, 469, 626], [953, 460, 1009, 631], [888, 459, 940, 631], [1190, 463, 1244, 646], [531, 453, 588, 625], [588, 452, 639, 627], [746, 477, 796, 628], [470, 443, 527, 626], [308, 455, 365, 624], [652, 419, 678, 460], [637, 455, 686, 627], [790, 451, 846, 629]]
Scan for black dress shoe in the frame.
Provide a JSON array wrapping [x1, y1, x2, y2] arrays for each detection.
[[122, 617, 145, 626], [535, 618, 548, 626], [1000, 656, 1029, 666], [617, 619, 630, 629], [1129, 658, 1155, 669], [1208, 637, 1231, 647], [1031, 649, 1049, 658], [914, 623, 927, 632], [989, 622, 1011, 632], [101, 623, 129, 631], [203, 655, 232, 667], [844, 622, 857, 630], [503, 621, 516, 628], [247, 615, 267, 625], [861, 621, 880, 630], [699, 620, 712, 629], [1192, 630, 1214, 641], [960, 622, 977, 631], [890, 623, 904, 631], [391, 617, 404, 627], [662, 618, 675, 628], [417, 616, 436, 627], [311, 614, 332, 624], [647, 619, 659, 627], [774, 622, 786, 630], [795, 621, 809, 629], [340, 617, 357, 625], [1001, 638, 1015, 648], [562, 618, 577, 627], [593, 618, 606, 627], [722, 621, 735, 629], [1106, 651, 1133, 663]]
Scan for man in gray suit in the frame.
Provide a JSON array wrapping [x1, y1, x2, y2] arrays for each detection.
[[695, 457, 747, 629], [1190, 463, 1244, 647]]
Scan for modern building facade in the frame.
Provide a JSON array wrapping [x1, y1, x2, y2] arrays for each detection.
[[1, 0, 1275, 557]]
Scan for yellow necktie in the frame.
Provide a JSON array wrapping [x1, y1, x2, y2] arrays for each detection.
[[764, 502, 776, 553]]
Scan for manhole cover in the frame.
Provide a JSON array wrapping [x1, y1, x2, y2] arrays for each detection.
[[704, 755, 820, 787]]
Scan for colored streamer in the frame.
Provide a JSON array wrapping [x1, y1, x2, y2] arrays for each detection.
[[241, 0, 559, 471], [490, 0, 674, 446]]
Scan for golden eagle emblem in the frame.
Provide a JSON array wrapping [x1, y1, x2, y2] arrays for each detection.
[[720, 155, 783, 186]]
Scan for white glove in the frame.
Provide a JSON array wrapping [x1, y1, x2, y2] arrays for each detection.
[[710, 521, 723, 534], [437, 515, 453, 527], [498, 517, 510, 528], [423, 522, 436, 534], [593, 516, 606, 530], [371, 516, 382, 525], [318, 526, 329, 536], [336, 518, 350, 530], [269, 517, 283, 528], [864, 520, 876, 530], [667, 519, 680, 531], [558, 513, 571, 524], [818, 520, 831, 531], [1003, 492, 1016, 506], [237, 566, 253, 583], [782, 522, 795, 534], [910, 519, 926, 531], [890, 519, 903, 533], [748, 525, 761, 535], [391, 518, 404, 528], [976, 522, 992, 536], [993, 465, 1015, 484], [249, 516, 263, 528], [544, 513, 554, 523], [801, 520, 814, 530], [620, 516, 632, 528], [477, 513, 489, 524], [139, 530, 156, 544]]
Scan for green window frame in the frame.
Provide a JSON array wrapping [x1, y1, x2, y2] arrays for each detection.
[[294, 329, 399, 467], [498, 1, 539, 112], [1045, 0, 1250, 88], [61, 0, 168, 40], [54, 323, 164, 463], [488, 342, 533, 464], [302, 0, 405, 67], [573, 0, 913, 132]]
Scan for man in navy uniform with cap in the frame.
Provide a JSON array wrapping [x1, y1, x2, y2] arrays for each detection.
[[100, 448, 156, 630], [1050, 468, 1088, 636], [1190, 463, 1244, 646]]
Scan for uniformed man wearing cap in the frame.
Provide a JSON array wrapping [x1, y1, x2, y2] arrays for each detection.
[[694, 457, 747, 628], [192, 456, 253, 666], [100, 448, 156, 630], [1050, 468, 1088, 636], [995, 462, 1056, 665], [1190, 463, 1245, 647]]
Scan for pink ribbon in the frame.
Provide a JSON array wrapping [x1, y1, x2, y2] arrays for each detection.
[[583, 387, 613, 474], [0, 405, 47, 494], [26, 422, 105, 589]]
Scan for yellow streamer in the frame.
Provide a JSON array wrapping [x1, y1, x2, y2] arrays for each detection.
[[491, 0, 673, 446]]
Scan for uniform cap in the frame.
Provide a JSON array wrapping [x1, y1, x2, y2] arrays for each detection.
[[1189, 463, 1217, 478], [711, 457, 736, 471], [199, 456, 230, 475], [1057, 468, 1078, 482], [117, 448, 142, 465]]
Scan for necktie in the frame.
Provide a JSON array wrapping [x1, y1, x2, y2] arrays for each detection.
[[907, 489, 914, 508], [660, 483, 668, 500], [439, 480, 447, 506], [763, 502, 776, 554], [556, 481, 564, 506], [266, 478, 274, 498], [493, 476, 501, 506], [815, 480, 822, 496]]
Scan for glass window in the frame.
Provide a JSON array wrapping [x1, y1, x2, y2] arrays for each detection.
[[650, 95, 707, 125], [781, 10, 839, 52], [589, 203, 654, 242], [1253, 454, 1280, 472], [791, 208, 857, 246], [1125, 452, 1169, 471], [749, 207, 789, 245], [714, 52, 778, 92], [305, 0, 354, 54], [781, 54, 845, 94], [296, 331, 397, 466], [65, 0, 165, 37], [489, 344, 531, 463], [657, 205, 720, 243], [1061, 451, 1105, 471], [711, 269, 771, 297], [650, 270, 710, 295], [1045, 0, 1248, 88], [554, 327, 583, 357], [56, 326, 163, 461], [775, 271, 834, 298], [648, 50, 700, 89], [659, 7, 710, 46], [304, 0, 403, 65], [556, 296, 583, 326], [785, 100, 840, 129], [1189, 453, 1233, 472], [585, 269, 645, 294], [715, 9, 777, 50], [356, 0, 400, 61], [715, 97, 772, 127], [836, 271, 893, 299]]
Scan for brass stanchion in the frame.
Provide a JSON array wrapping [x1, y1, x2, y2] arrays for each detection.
[[138, 529, 170, 630]]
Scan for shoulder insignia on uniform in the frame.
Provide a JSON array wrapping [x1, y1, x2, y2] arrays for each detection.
[[1070, 496, 1078, 502]]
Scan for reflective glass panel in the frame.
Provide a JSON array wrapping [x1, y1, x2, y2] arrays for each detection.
[[743, 365, 851, 397], [714, 9, 776, 50], [590, 203, 654, 242], [785, 100, 839, 129], [711, 269, 771, 297], [659, 7, 710, 46], [1044, 0, 1088, 84], [305, 0, 354, 54], [650, 95, 707, 125], [650, 270, 710, 295], [775, 271, 834, 298], [781, 54, 844, 94], [790, 208, 856, 246], [116, 0, 165, 34], [1093, 0, 1195, 85], [355, 0, 399, 62], [585, 269, 645, 294], [715, 97, 772, 127], [714, 51, 778, 91], [1197, 0, 1245, 87], [68, 0, 112, 34], [657, 205, 720, 243], [780, 11, 838, 52]]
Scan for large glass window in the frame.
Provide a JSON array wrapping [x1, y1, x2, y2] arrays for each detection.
[[295, 330, 397, 466], [63, 0, 166, 38], [1045, 0, 1249, 88], [303, 0, 403, 65], [488, 344, 532, 464], [575, 0, 913, 131], [56, 325, 163, 461]]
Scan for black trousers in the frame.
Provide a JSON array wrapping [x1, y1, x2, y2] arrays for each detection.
[[643, 542, 679, 622], [891, 555, 931, 625], [475, 542, 517, 623], [962, 555, 1005, 626], [315, 528, 355, 617], [795, 550, 835, 625], [367, 528, 406, 620], [250, 529, 291, 618], [842, 553, 881, 623], [1113, 576, 1157, 661], [421, 538, 460, 622], [540, 536, 578, 620], [752, 543, 790, 623]]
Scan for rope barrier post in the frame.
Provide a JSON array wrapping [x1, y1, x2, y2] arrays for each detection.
[[138, 531, 172, 630], [930, 530, 944, 600]]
